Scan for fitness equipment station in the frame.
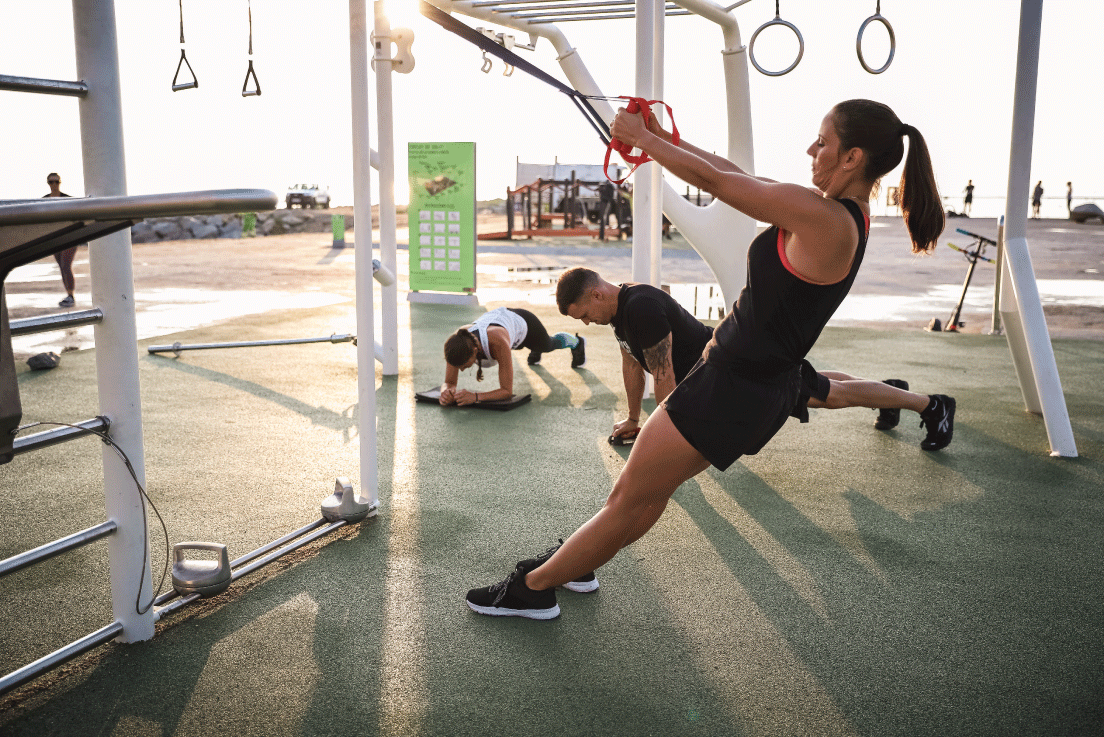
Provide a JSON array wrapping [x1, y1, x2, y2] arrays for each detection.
[[0, 0, 419, 696], [927, 227, 997, 333]]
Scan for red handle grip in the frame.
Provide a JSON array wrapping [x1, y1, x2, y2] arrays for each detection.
[[604, 96, 678, 184]]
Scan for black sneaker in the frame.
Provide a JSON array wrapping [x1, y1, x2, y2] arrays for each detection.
[[570, 334, 586, 368], [466, 563, 560, 619], [58, 295, 75, 308], [527, 350, 542, 365], [874, 379, 909, 430], [919, 394, 956, 451], [529, 539, 599, 593]]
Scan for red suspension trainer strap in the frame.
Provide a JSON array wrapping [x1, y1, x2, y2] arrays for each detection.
[[604, 96, 679, 184]]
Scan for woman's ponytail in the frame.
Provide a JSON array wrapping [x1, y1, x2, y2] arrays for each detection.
[[898, 125, 945, 254], [831, 100, 945, 254]]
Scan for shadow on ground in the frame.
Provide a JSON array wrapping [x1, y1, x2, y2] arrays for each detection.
[[2, 301, 1102, 736]]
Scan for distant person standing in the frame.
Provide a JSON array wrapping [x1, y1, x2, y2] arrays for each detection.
[[1032, 181, 1044, 219], [1066, 182, 1073, 215], [963, 179, 974, 216], [42, 172, 79, 307]]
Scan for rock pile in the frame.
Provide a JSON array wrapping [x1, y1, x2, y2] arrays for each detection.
[[130, 210, 354, 243]]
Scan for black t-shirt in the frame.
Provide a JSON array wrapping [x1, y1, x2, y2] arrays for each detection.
[[609, 283, 714, 382], [704, 198, 868, 378]]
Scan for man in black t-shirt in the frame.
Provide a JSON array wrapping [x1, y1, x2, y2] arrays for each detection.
[[557, 266, 955, 451], [557, 267, 713, 442]]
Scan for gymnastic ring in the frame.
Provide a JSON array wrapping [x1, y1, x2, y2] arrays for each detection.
[[748, 17, 804, 77], [856, 13, 895, 74]]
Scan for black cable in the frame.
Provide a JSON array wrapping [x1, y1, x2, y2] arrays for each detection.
[[14, 421, 171, 616]]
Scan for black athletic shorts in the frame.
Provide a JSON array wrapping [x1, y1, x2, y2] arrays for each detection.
[[790, 359, 830, 423], [663, 358, 803, 471]]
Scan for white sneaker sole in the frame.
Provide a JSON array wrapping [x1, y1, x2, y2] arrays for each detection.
[[466, 601, 561, 619], [561, 579, 599, 593]]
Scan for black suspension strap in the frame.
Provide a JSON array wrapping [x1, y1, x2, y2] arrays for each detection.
[[172, 0, 199, 91], [418, 1, 611, 146], [242, 0, 261, 96]]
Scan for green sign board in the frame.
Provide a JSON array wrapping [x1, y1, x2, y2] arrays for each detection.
[[408, 141, 476, 294]]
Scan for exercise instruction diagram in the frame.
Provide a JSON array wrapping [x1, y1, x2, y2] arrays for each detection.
[[408, 141, 476, 295]]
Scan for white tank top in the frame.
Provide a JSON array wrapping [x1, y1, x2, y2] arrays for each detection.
[[468, 307, 528, 369]]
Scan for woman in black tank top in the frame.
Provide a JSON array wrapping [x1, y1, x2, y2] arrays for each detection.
[[465, 100, 946, 619]]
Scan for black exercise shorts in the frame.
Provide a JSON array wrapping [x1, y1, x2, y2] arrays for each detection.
[[663, 358, 802, 471]]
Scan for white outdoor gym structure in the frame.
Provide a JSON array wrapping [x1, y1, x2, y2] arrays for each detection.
[[0, 0, 1076, 696], [414, 0, 1076, 459], [0, 0, 403, 693]]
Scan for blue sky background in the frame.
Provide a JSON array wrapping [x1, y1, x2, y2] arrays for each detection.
[[3, 1, 1101, 219]]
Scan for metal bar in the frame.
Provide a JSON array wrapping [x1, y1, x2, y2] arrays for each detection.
[[152, 592, 201, 619], [514, 5, 683, 17], [11, 416, 109, 457], [352, 0, 381, 517], [373, 2, 399, 381], [527, 10, 690, 21], [0, 520, 116, 577], [0, 620, 122, 696], [10, 308, 103, 336], [999, 0, 1077, 457], [230, 520, 347, 581], [510, 1, 685, 9], [482, 0, 664, 8], [0, 73, 88, 97], [230, 519, 330, 570], [0, 188, 277, 227], [147, 334, 355, 354]]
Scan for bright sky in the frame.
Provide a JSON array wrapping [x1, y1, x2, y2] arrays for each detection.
[[3, 1, 1101, 220]]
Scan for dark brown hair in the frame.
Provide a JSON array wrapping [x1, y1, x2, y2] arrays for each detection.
[[556, 266, 600, 314], [443, 329, 483, 381], [831, 99, 944, 254]]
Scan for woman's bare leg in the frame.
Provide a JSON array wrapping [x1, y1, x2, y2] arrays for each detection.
[[809, 377, 929, 413], [525, 406, 711, 591]]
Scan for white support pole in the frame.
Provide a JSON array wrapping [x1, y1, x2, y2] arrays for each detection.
[[72, 0, 154, 642], [648, 1, 664, 287], [373, 0, 399, 377], [632, 0, 661, 288], [351, 0, 380, 504], [999, 0, 1077, 457]]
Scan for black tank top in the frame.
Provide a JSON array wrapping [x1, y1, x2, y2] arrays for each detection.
[[703, 198, 869, 377]]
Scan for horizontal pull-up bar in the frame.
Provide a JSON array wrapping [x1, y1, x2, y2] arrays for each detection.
[[0, 74, 88, 98], [0, 189, 278, 227], [10, 308, 103, 337]]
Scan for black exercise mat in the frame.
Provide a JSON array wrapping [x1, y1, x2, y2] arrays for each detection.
[[415, 387, 531, 411]]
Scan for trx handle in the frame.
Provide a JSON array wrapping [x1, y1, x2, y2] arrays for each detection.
[[172, 48, 198, 91], [603, 96, 679, 184], [242, 59, 261, 97]]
